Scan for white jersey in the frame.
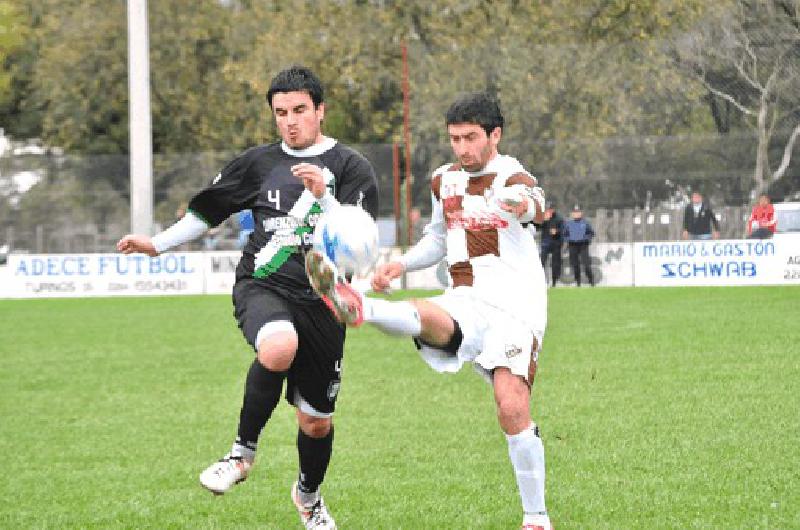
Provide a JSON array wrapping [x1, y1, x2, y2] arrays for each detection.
[[400, 154, 547, 332]]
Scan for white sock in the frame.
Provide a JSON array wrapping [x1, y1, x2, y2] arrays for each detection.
[[362, 298, 422, 336], [231, 442, 256, 463], [506, 424, 547, 517], [296, 480, 320, 507]]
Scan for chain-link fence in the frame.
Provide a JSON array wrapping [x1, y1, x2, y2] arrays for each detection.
[[0, 138, 783, 255]]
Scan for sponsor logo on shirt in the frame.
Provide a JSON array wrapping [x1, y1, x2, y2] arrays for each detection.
[[445, 209, 509, 230], [505, 344, 523, 358]]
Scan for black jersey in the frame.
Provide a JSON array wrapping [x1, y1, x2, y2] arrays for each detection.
[[188, 139, 378, 302]]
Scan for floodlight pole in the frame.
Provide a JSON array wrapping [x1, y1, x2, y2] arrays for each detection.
[[127, 0, 153, 235], [401, 40, 412, 248]]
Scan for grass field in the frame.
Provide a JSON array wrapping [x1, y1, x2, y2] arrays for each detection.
[[1, 286, 798, 529]]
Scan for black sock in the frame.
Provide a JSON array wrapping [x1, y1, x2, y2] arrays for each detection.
[[236, 359, 286, 449], [296, 426, 334, 494]]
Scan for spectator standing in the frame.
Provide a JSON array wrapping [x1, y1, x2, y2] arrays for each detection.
[[564, 205, 595, 287], [539, 202, 564, 287], [747, 193, 776, 239], [682, 191, 720, 240]]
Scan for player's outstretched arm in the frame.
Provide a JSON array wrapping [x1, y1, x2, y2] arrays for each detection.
[[117, 234, 158, 256], [371, 262, 405, 292], [117, 211, 209, 257]]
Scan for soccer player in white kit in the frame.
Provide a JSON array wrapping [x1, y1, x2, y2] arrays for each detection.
[[304, 92, 553, 530]]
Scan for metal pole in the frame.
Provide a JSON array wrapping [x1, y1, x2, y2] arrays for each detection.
[[392, 143, 400, 247], [127, 0, 153, 235], [402, 41, 412, 248]]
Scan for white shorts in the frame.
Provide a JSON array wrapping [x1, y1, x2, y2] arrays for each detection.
[[416, 287, 545, 382]]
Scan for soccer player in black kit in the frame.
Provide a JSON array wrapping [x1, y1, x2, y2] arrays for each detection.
[[117, 66, 377, 530]]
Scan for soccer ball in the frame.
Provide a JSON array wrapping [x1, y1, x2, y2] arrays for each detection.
[[312, 204, 379, 276]]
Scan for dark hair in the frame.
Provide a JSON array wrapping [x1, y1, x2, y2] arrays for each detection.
[[445, 92, 504, 136], [266, 65, 324, 108]]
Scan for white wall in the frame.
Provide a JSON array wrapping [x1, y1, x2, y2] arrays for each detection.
[[1, 238, 798, 299]]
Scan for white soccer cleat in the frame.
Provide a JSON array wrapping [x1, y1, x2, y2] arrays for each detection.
[[305, 250, 364, 326], [199, 453, 252, 495], [291, 481, 337, 530]]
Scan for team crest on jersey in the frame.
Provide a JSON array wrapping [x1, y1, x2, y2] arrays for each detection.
[[505, 344, 523, 358], [327, 380, 341, 401]]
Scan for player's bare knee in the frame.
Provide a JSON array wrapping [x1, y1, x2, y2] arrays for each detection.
[[297, 411, 332, 438], [496, 398, 530, 435], [411, 299, 455, 346], [494, 369, 531, 434], [257, 331, 298, 371]]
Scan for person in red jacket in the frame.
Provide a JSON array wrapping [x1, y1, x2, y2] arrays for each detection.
[[747, 193, 777, 239]]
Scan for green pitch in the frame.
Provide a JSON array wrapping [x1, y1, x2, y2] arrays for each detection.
[[1, 287, 798, 529]]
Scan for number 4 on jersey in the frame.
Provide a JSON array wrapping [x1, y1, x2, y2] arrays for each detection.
[[267, 189, 281, 211]]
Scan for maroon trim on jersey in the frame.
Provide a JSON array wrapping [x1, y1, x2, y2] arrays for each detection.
[[440, 170, 504, 287], [505, 172, 536, 188], [506, 171, 544, 223], [431, 162, 461, 201], [464, 173, 500, 260], [466, 173, 496, 196], [449, 260, 474, 287], [431, 173, 442, 201]]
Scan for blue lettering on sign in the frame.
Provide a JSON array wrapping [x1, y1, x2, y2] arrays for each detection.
[[677, 262, 692, 277], [644, 243, 702, 258], [15, 256, 92, 277], [712, 242, 775, 257], [660, 261, 758, 278], [97, 254, 195, 275], [755, 241, 774, 256]]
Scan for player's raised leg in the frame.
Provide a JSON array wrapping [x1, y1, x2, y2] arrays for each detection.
[[305, 251, 365, 326], [494, 367, 552, 530], [306, 249, 439, 337]]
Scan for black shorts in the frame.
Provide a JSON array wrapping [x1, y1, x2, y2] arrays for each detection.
[[232, 278, 345, 415]]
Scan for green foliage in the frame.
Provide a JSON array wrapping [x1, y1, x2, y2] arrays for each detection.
[[672, 0, 800, 195], [24, 0, 129, 153], [1, 287, 798, 527], [0, 1, 25, 104], [0, 0, 34, 133], [5, 0, 797, 225], [582, 0, 707, 42], [6, 0, 714, 156]]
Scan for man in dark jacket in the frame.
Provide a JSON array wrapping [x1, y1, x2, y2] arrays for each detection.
[[563, 205, 595, 287], [682, 191, 720, 240], [539, 202, 564, 287]]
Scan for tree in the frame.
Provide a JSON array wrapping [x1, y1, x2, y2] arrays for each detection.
[[383, 0, 711, 210], [0, 0, 38, 137], [674, 0, 800, 197]]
